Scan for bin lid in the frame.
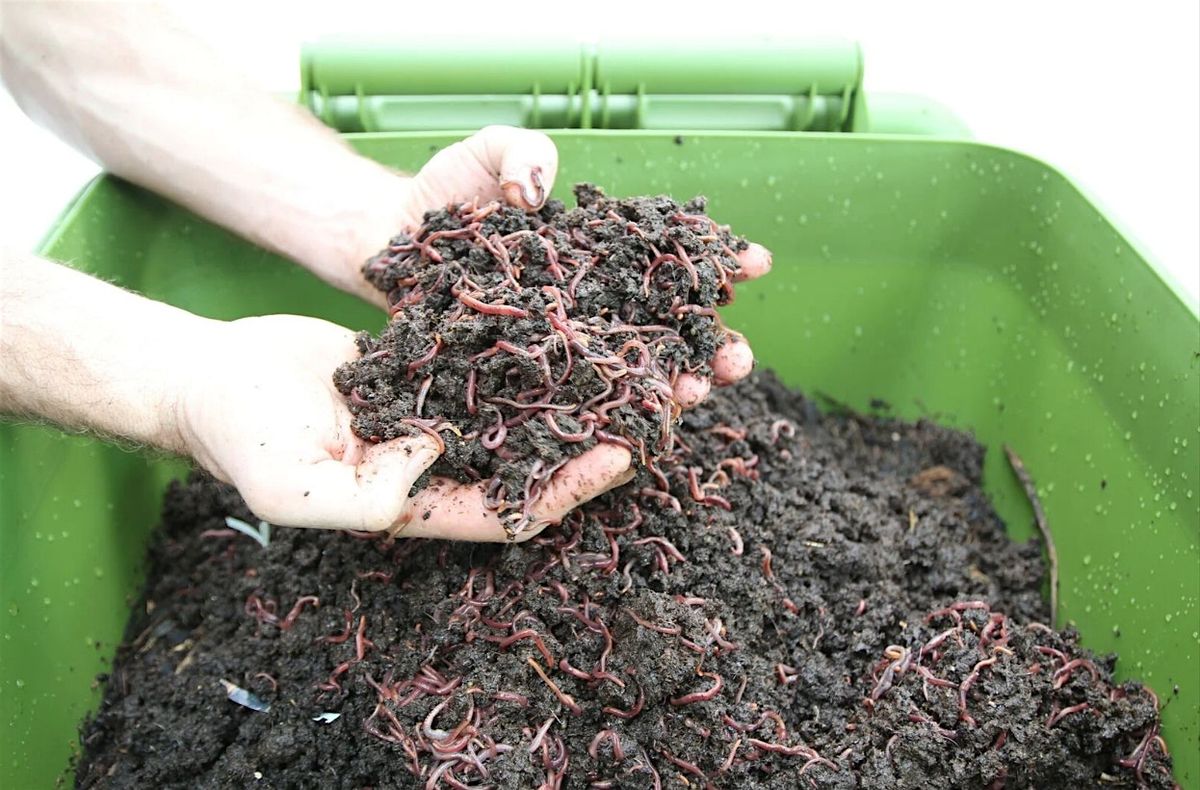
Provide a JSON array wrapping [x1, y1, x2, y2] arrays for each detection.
[[300, 38, 865, 133]]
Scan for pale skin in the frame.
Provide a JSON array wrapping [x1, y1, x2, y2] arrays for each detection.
[[0, 2, 771, 541]]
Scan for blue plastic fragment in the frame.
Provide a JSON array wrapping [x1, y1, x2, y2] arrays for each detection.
[[220, 679, 270, 712]]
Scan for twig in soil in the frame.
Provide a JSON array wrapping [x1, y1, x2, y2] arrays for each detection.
[[1003, 445, 1059, 628]]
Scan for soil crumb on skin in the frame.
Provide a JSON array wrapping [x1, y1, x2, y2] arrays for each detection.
[[75, 373, 1174, 789], [333, 185, 745, 534]]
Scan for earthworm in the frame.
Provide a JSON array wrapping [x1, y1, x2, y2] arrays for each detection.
[[525, 657, 582, 715], [670, 670, 724, 706], [601, 683, 645, 719]]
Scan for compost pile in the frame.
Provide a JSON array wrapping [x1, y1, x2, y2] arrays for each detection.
[[333, 184, 744, 534], [76, 189, 1176, 789]]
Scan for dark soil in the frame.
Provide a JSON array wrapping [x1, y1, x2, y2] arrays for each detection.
[[75, 372, 1175, 789], [332, 185, 744, 534]]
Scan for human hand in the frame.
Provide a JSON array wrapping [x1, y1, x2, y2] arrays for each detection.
[[347, 125, 773, 409], [177, 314, 633, 541]]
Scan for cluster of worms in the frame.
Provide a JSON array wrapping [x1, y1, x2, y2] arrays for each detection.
[[334, 184, 745, 535], [858, 601, 1175, 788], [230, 403, 1175, 789], [241, 404, 860, 789], [208, 388, 1177, 788]]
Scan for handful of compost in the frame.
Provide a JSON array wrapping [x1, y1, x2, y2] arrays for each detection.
[[334, 185, 749, 537]]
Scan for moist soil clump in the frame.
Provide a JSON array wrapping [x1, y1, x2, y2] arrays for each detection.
[[75, 372, 1174, 789], [333, 185, 744, 534]]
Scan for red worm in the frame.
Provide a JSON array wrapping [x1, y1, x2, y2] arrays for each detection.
[[670, 670, 724, 706], [481, 410, 508, 450], [558, 659, 594, 682], [280, 596, 320, 630], [317, 609, 353, 644], [1052, 658, 1101, 689], [727, 527, 744, 555], [707, 425, 747, 441], [415, 375, 433, 417], [671, 240, 701, 290], [588, 730, 625, 762], [253, 672, 278, 691], [769, 419, 796, 443], [1046, 702, 1091, 728], [624, 608, 681, 636], [602, 683, 645, 719], [543, 412, 595, 442], [498, 629, 555, 667], [630, 536, 686, 563], [657, 749, 707, 784], [638, 487, 682, 511], [454, 289, 529, 318], [400, 418, 446, 453], [356, 615, 374, 661], [406, 335, 442, 378], [958, 657, 996, 725], [760, 546, 775, 580], [491, 691, 529, 707], [244, 594, 278, 625], [465, 368, 478, 415], [526, 657, 582, 715]]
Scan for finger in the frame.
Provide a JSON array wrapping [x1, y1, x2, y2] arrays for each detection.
[[711, 336, 755, 385], [403, 443, 634, 542], [672, 373, 712, 409], [238, 435, 439, 531], [465, 125, 559, 210], [402, 477, 516, 542], [733, 242, 772, 282], [529, 443, 635, 521], [408, 125, 559, 214]]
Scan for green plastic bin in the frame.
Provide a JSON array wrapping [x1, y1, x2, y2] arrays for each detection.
[[1, 41, 1196, 788]]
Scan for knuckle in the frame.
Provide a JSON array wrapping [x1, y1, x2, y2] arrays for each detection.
[[355, 496, 405, 533]]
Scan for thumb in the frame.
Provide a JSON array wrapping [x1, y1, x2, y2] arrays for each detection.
[[408, 125, 559, 213], [239, 435, 440, 531]]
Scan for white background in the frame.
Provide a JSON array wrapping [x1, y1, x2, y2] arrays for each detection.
[[2, 0, 1197, 305]]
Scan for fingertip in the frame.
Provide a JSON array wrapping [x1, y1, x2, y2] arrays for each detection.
[[532, 443, 633, 520], [734, 242, 772, 281], [501, 175, 545, 211], [484, 126, 557, 210], [673, 374, 712, 409], [402, 479, 513, 542], [712, 339, 755, 385], [360, 434, 440, 478]]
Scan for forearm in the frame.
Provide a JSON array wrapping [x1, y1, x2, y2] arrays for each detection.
[[0, 249, 212, 451], [0, 2, 406, 296]]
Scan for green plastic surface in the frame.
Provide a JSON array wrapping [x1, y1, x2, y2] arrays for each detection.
[[301, 39, 874, 133], [2, 132, 1197, 788]]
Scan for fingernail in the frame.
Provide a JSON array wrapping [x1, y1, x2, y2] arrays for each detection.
[[501, 167, 545, 210]]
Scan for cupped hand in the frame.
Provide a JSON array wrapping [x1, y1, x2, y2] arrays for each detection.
[[177, 314, 632, 541], [351, 125, 772, 410]]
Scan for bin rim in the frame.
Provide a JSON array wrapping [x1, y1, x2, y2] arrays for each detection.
[[41, 132, 1198, 319]]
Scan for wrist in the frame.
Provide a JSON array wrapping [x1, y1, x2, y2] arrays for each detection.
[[286, 163, 416, 303]]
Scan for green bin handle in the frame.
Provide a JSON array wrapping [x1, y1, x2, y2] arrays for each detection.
[[300, 38, 968, 137]]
